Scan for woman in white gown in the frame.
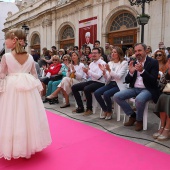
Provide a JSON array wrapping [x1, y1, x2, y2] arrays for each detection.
[[0, 29, 51, 160]]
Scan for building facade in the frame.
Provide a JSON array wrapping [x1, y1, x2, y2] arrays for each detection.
[[0, 1, 18, 55], [3, 0, 170, 54]]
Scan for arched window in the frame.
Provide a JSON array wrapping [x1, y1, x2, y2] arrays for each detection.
[[61, 26, 74, 40], [32, 34, 40, 45], [110, 13, 137, 31]]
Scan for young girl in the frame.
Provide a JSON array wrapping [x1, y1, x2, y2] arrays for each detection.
[[0, 29, 51, 160]]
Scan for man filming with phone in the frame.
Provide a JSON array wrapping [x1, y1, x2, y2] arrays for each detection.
[[113, 43, 160, 131]]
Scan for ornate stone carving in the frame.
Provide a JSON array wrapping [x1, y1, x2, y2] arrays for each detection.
[[7, 12, 13, 18], [42, 19, 52, 27], [57, 0, 70, 5]]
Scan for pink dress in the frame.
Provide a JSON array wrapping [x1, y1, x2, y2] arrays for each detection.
[[0, 53, 52, 160]]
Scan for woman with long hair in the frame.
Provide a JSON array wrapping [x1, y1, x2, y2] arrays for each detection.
[[153, 58, 170, 140], [94, 46, 128, 120], [153, 50, 168, 79]]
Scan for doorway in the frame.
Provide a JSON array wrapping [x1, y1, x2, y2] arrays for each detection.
[[108, 29, 137, 53]]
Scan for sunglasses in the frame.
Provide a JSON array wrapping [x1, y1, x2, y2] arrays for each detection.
[[159, 48, 165, 50], [53, 59, 58, 61], [155, 54, 162, 57], [81, 60, 85, 61], [63, 59, 68, 61]]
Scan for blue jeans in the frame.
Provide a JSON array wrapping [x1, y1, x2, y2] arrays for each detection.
[[113, 88, 152, 121], [46, 80, 62, 96], [94, 81, 119, 113]]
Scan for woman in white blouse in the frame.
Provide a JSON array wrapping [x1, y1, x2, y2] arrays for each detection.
[[46, 51, 85, 108], [94, 46, 128, 119]]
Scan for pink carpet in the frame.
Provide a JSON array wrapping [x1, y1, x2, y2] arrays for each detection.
[[0, 110, 170, 170]]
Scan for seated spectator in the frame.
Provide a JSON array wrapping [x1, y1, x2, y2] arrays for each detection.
[[80, 56, 88, 67], [71, 48, 106, 115], [31, 49, 40, 62], [99, 46, 108, 63], [58, 49, 65, 60], [32, 54, 42, 79], [94, 40, 100, 48], [94, 47, 128, 120], [40, 55, 62, 97], [73, 46, 79, 51], [44, 54, 71, 104], [146, 45, 152, 57], [153, 59, 170, 141], [38, 49, 51, 67], [153, 50, 168, 79], [105, 42, 111, 61], [167, 47, 170, 55], [124, 47, 135, 62], [153, 42, 169, 56], [42, 50, 54, 65], [66, 46, 74, 56], [113, 43, 160, 131], [46, 51, 85, 108], [80, 44, 87, 56], [83, 46, 92, 65], [51, 46, 57, 55]]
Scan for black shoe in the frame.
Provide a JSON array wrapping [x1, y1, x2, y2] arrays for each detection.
[[60, 103, 70, 108], [43, 98, 49, 103], [76, 107, 84, 113], [54, 98, 59, 104], [49, 98, 59, 105]]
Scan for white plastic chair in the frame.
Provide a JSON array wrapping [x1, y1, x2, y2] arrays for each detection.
[[124, 98, 151, 130], [113, 102, 122, 121], [92, 93, 101, 114]]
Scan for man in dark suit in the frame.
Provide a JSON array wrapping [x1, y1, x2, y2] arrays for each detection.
[[113, 43, 160, 131]]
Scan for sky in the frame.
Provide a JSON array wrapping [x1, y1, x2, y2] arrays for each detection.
[[1, 0, 15, 2]]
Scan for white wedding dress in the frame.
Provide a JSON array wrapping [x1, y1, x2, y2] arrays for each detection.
[[0, 53, 52, 160]]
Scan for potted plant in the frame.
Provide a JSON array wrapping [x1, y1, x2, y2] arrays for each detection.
[[136, 14, 150, 25]]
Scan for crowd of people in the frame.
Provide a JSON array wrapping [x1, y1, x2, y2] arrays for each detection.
[[31, 41, 170, 141], [1, 30, 170, 160]]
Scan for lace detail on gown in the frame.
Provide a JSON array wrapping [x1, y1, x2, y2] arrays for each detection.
[[0, 55, 7, 78], [0, 55, 7, 92]]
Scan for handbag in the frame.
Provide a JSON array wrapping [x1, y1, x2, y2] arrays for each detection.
[[69, 72, 76, 79], [50, 74, 63, 81], [163, 83, 170, 93]]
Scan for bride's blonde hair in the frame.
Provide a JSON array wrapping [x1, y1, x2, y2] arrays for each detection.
[[5, 28, 27, 54]]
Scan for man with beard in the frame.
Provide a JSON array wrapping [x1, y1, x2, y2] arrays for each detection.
[[113, 43, 160, 131]]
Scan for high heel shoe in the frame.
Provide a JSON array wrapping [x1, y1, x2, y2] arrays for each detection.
[[157, 128, 170, 141], [49, 98, 59, 104], [60, 103, 70, 108], [105, 113, 112, 120], [100, 112, 107, 119], [43, 98, 49, 103], [46, 94, 57, 100], [153, 127, 164, 139]]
